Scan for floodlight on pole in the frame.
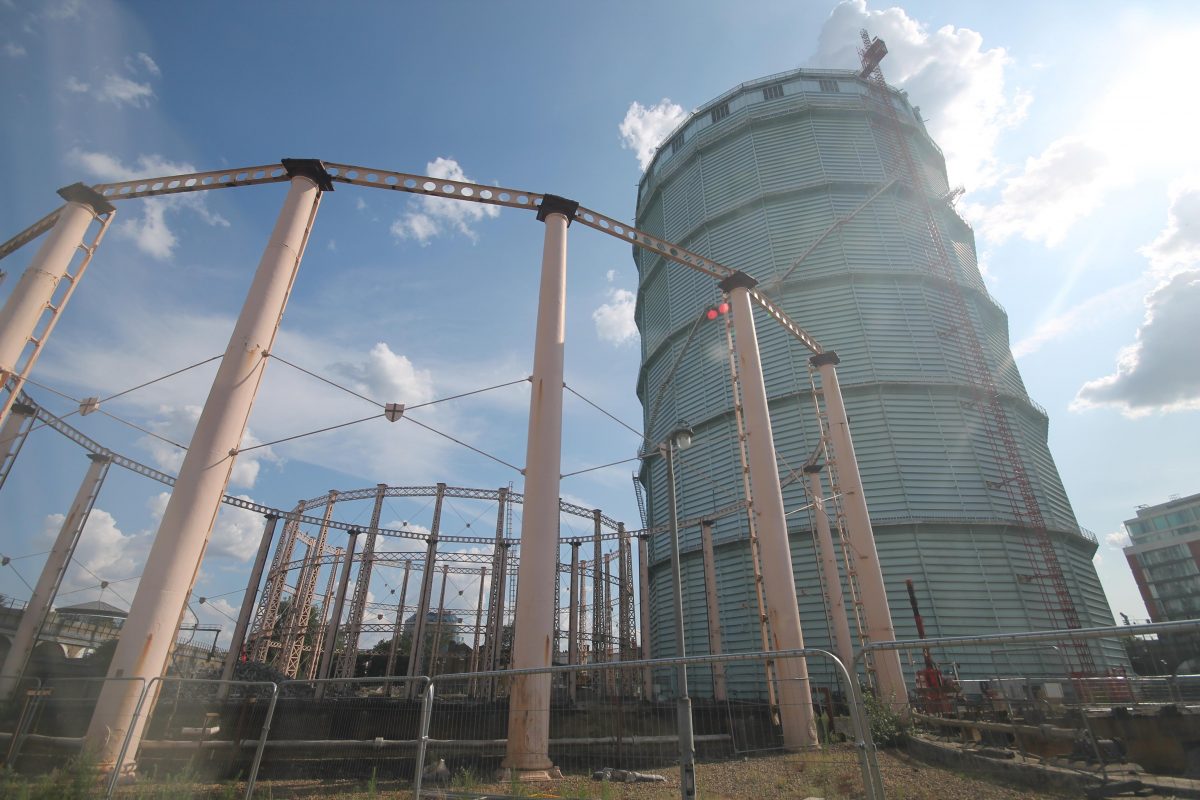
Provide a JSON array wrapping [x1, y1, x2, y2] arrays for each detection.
[[659, 420, 696, 800]]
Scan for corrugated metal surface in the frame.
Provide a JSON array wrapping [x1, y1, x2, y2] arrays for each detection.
[[633, 71, 1123, 693]]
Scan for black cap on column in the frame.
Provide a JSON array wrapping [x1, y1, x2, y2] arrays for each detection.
[[809, 351, 840, 368], [281, 159, 335, 192], [717, 270, 759, 293], [57, 183, 115, 215], [536, 194, 579, 224], [802, 463, 823, 474]]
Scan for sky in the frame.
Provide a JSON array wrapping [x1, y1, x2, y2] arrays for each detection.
[[1, 0, 1198, 645]]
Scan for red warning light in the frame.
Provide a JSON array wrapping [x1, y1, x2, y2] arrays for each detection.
[[705, 308, 719, 320], [717, 301, 730, 315]]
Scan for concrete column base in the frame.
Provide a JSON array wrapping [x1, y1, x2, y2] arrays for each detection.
[[495, 765, 564, 782]]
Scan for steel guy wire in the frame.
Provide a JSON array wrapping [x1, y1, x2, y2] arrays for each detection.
[[562, 382, 643, 439], [97, 354, 224, 404], [561, 455, 642, 479], [236, 413, 384, 453], [401, 413, 522, 474]]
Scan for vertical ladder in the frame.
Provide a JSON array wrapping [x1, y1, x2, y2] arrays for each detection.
[[722, 311, 779, 713], [0, 209, 115, 423], [808, 366, 876, 687]]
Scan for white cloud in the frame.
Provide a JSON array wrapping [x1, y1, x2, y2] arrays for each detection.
[[64, 76, 89, 93], [329, 342, 437, 407], [1073, 270, 1200, 416], [619, 99, 687, 172], [592, 287, 638, 346], [811, 0, 1029, 191], [968, 137, 1110, 247], [390, 157, 500, 245], [355, 197, 368, 212], [1105, 530, 1131, 548], [3, 41, 26, 58], [134, 52, 160, 77], [209, 498, 266, 561], [97, 73, 154, 108], [41, 508, 151, 603], [67, 149, 228, 260], [605, 269, 617, 282], [973, 31, 1200, 246], [44, 0, 82, 21], [1140, 177, 1200, 275]]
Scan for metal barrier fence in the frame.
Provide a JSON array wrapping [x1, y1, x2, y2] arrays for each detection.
[[861, 619, 1200, 799], [428, 648, 882, 800], [260, 676, 432, 797]]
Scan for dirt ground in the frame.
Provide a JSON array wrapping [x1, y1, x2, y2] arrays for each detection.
[[241, 746, 1080, 799]]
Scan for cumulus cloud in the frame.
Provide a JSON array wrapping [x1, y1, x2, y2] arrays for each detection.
[[390, 157, 500, 245], [972, 31, 1200, 246], [329, 342, 437, 407], [1073, 270, 1200, 416], [593, 287, 638, 346], [209, 498, 267, 561], [970, 137, 1110, 247], [67, 148, 228, 260], [41, 507, 151, 603], [811, 0, 1029, 191], [1140, 178, 1200, 275], [1106, 530, 1131, 548], [619, 99, 687, 172]]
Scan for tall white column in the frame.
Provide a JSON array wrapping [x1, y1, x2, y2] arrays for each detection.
[[0, 186, 111, 426], [503, 194, 576, 777], [811, 353, 907, 706], [0, 453, 110, 700], [83, 163, 329, 772], [804, 466, 856, 674], [721, 271, 818, 749]]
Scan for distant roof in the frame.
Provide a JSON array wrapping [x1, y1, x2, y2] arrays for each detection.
[[56, 600, 128, 618]]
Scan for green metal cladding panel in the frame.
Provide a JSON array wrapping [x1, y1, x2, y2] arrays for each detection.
[[634, 70, 1122, 693]]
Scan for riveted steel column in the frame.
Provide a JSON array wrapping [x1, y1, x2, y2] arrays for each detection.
[[638, 534, 652, 699], [317, 528, 359, 690], [384, 560, 412, 682], [428, 564, 450, 676], [0, 453, 110, 700], [0, 186, 111, 427], [218, 514, 279, 695], [468, 566, 487, 696], [504, 194, 577, 776], [812, 352, 907, 706], [83, 162, 329, 773], [805, 465, 855, 674], [0, 401, 36, 492], [721, 271, 818, 749], [699, 521, 727, 702], [408, 483, 444, 688], [567, 542, 580, 702]]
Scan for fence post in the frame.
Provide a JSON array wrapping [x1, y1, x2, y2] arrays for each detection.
[[244, 681, 279, 800], [412, 678, 435, 798]]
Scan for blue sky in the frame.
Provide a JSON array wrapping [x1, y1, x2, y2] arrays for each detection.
[[1, 0, 1198, 641]]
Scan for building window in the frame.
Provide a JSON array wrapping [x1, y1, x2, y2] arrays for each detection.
[[818, 79, 840, 93], [669, 133, 684, 154], [710, 102, 730, 124], [763, 84, 784, 101]]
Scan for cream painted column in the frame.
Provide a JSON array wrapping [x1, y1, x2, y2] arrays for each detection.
[[503, 194, 577, 777], [82, 161, 330, 772], [637, 534, 652, 699], [804, 465, 856, 674], [811, 352, 907, 706], [0, 186, 112, 426], [720, 271, 818, 749], [0, 453, 110, 700]]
